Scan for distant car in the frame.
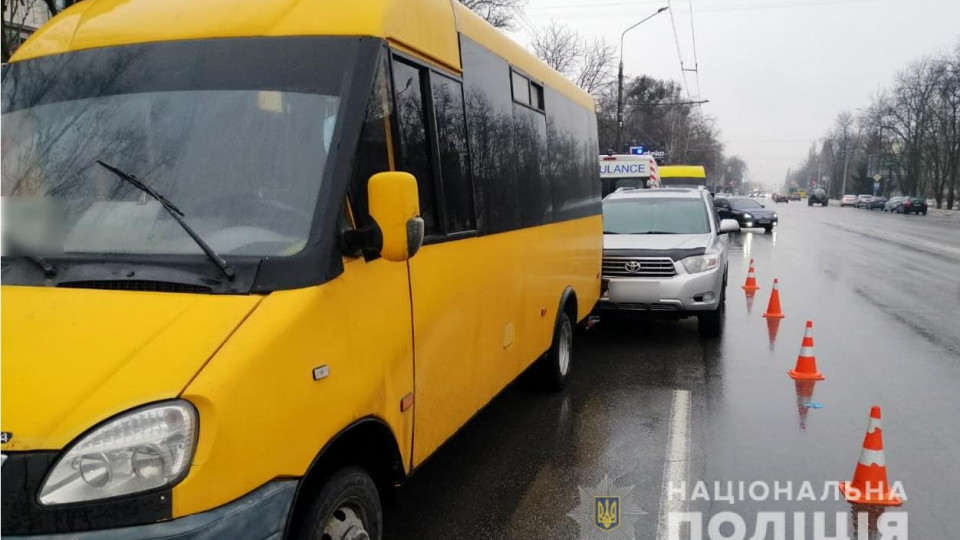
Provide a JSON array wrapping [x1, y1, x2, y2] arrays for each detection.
[[855, 195, 873, 208], [926, 198, 937, 208], [867, 196, 887, 210], [840, 194, 858, 207], [895, 196, 928, 215], [883, 196, 903, 212], [773, 193, 790, 203], [808, 188, 828, 206], [715, 196, 779, 233], [789, 192, 801, 201]]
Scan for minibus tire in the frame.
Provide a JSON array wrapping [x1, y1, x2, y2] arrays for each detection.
[[542, 311, 573, 391], [298, 466, 382, 540]]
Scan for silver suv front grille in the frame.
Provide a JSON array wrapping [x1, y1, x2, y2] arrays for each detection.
[[602, 257, 677, 278]]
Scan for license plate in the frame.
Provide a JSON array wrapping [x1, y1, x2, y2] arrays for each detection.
[[759, 219, 771, 224], [609, 281, 661, 303]]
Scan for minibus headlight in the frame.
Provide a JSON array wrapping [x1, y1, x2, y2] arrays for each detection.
[[681, 253, 720, 274], [39, 401, 197, 505]]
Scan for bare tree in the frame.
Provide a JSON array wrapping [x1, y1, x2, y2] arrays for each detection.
[[832, 111, 859, 197], [575, 38, 616, 95], [459, 0, 527, 30], [531, 21, 616, 95], [531, 22, 581, 76]]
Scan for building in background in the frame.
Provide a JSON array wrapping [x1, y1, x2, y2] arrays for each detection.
[[2, 0, 55, 61]]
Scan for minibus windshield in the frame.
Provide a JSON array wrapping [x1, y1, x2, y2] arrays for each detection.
[[2, 38, 364, 259]]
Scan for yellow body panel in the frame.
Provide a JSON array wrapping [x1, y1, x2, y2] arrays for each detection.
[[659, 165, 708, 179], [0, 287, 261, 451], [11, 0, 461, 71], [174, 256, 414, 517], [410, 216, 601, 464]]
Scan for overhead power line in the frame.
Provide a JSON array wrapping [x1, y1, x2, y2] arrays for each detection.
[[527, 0, 884, 13], [665, 0, 692, 100], [688, 0, 702, 98]]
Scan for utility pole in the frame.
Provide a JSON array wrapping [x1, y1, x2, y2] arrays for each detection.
[[617, 6, 669, 154]]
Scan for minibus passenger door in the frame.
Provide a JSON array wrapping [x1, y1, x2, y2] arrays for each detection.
[[389, 56, 486, 466]]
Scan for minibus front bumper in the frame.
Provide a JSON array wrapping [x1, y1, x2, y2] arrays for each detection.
[[5, 481, 296, 540]]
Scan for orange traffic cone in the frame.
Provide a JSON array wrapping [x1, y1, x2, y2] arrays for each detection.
[[762, 278, 785, 319], [788, 321, 824, 380], [742, 259, 760, 291], [840, 407, 903, 506]]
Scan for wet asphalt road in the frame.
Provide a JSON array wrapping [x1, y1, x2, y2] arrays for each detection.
[[383, 200, 960, 539]]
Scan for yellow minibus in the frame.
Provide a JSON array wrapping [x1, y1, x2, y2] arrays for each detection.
[[659, 164, 708, 188], [0, 0, 601, 538]]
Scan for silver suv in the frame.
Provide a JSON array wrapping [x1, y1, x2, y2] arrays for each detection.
[[595, 187, 740, 336]]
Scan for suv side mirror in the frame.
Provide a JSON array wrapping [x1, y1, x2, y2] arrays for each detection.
[[369, 172, 424, 262], [719, 219, 740, 234]]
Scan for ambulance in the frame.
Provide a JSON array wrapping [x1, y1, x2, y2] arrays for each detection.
[[599, 154, 659, 197]]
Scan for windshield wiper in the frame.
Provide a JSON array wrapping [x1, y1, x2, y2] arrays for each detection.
[[3, 238, 59, 277], [96, 160, 236, 280], [637, 231, 680, 234]]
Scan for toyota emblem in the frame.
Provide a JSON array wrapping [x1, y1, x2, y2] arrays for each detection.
[[624, 261, 642, 273]]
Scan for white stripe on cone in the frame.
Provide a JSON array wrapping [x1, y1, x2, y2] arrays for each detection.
[[858, 448, 886, 467], [866, 415, 881, 434], [799, 346, 815, 357]]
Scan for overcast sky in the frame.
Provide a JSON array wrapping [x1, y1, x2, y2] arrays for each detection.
[[509, 0, 960, 189]]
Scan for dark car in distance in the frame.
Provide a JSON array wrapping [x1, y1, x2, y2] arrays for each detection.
[[715, 197, 779, 233], [808, 188, 828, 206], [773, 193, 790, 203], [896, 196, 928, 215], [867, 196, 887, 210], [789, 192, 801, 201]]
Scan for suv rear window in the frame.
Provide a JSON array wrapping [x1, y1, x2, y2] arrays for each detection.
[[603, 198, 710, 235]]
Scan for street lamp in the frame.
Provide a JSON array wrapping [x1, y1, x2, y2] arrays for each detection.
[[617, 6, 669, 154]]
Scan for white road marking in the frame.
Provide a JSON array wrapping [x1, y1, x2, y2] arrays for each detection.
[[656, 389, 691, 540]]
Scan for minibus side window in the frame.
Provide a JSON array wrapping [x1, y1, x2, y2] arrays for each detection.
[[514, 103, 549, 226], [460, 37, 522, 234], [429, 72, 476, 234], [391, 59, 440, 235]]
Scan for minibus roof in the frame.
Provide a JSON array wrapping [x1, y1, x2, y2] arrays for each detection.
[[658, 165, 707, 179], [11, 0, 593, 110]]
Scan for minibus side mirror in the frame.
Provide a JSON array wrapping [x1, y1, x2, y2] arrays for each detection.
[[368, 172, 424, 262]]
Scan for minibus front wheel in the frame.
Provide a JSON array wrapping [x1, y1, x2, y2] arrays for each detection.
[[297, 467, 381, 540]]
